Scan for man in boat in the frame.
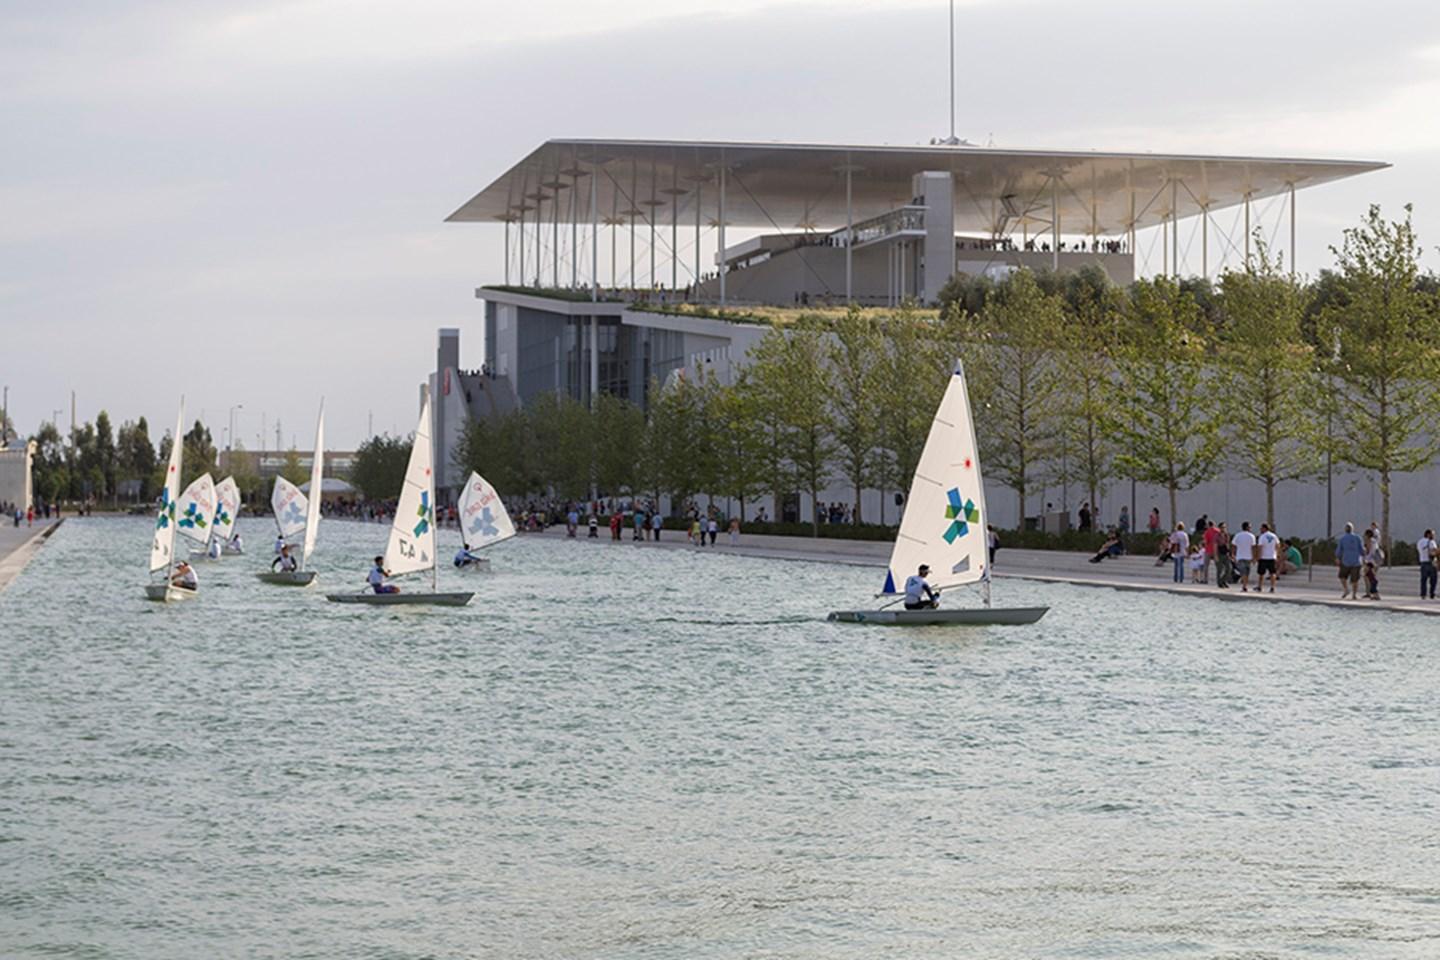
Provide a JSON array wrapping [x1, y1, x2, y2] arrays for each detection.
[[904, 564, 940, 610], [171, 561, 198, 592], [271, 543, 299, 573], [274, 534, 287, 556], [228, 531, 244, 554], [453, 541, 483, 568], [367, 555, 399, 594], [206, 536, 222, 560]]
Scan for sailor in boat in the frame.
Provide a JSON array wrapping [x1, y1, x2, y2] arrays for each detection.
[[271, 543, 299, 574], [367, 555, 400, 594], [227, 532, 244, 554], [273, 534, 287, 557], [453, 541, 483, 568], [903, 564, 940, 610], [206, 536, 222, 560], [171, 560, 199, 592]]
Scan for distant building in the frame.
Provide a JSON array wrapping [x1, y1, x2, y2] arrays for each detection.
[[218, 449, 358, 482], [0, 441, 35, 510]]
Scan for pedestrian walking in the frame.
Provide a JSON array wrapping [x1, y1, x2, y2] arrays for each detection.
[[1336, 522, 1364, 600], [1231, 522, 1256, 592], [1201, 520, 1218, 584], [1147, 506, 1161, 534], [1418, 529, 1438, 599], [1169, 523, 1189, 584], [1256, 523, 1281, 594], [1362, 529, 1384, 600], [1214, 522, 1232, 590]]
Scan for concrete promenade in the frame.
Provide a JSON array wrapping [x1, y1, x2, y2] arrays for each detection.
[[0, 520, 62, 593], [553, 528, 1440, 617]]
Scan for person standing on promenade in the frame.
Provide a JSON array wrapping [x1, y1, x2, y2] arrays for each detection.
[[651, 511, 663, 541], [707, 516, 718, 546], [588, 512, 599, 538], [1214, 522, 1232, 589], [1418, 529, 1438, 599], [633, 510, 645, 541], [1231, 522, 1256, 592], [728, 516, 740, 546], [1169, 523, 1189, 583], [987, 525, 1000, 566], [1336, 522, 1364, 600], [1256, 523, 1281, 594], [1147, 506, 1161, 534], [1362, 529, 1384, 600], [1201, 520, 1218, 584], [1118, 505, 1130, 535]]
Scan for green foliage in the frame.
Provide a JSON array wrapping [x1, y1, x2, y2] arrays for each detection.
[[30, 422, 65, 504], [117, 417, 157, 501], [352, 434, 412, 500], [878, 303, 954, 519], [712, 373, 771, 521], [592, 392, 645, 495], [94, 411, 117, 501], [526, 392, 594, 500], [280, 448, 308, 485], [181, 420, 216, 488], [1320, 204, 1440, 552], [826, 306, 886, 523]]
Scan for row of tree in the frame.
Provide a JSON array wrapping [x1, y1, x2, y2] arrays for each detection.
[[454, 205, 1440, 552]]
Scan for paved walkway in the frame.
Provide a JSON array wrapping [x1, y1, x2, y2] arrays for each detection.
[[0, 520, 62, 593], [547, 529, 1440, 617]]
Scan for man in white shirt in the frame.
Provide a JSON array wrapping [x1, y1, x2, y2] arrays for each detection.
[[206, 536, 222, 560], [1418, 529, 1438, 599], [1256, 522, 1281, 593], [367, 555, 399, 594], [171, 561, 198, 591], [1169, 523, 1190, 583], [1231, 522, 1257, 593], [228, 531, 244, 554], [274, 534, 287, 556], [904, 564, 939, 610]]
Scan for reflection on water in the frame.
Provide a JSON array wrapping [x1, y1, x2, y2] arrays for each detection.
[[3, 518, 1437, 958]]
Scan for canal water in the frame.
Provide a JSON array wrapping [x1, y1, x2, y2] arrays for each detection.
[[2, 517, 1437, 958]]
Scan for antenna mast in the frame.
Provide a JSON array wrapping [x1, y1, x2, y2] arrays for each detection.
[[931, 0, 967, 146]]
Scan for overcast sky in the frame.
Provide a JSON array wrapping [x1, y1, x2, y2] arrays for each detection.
[[4, 0, 1439, 449]]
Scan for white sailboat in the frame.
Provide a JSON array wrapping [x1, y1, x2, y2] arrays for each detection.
[[829, 361, 1048, 626], [192, 474, 241, 561], [258, 402, 324, 586], [145, 400, 191, 602], [327, 389, 472, 606], [452, 470, 516, 570]]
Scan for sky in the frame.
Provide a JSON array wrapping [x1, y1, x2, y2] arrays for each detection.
[[4, 0, 1440, 449]]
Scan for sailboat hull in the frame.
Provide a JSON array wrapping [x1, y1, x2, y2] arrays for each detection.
[[257, 571, 318, 586], [325, 591, 473, 607], [827, 606, 1048, 626], [144, 584, 198, 603]]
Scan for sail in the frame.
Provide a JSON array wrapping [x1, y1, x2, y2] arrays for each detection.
[[383, 392, 436, 577], [457, 470, 515, 550], [212, 476, 241, 543], [271, 477, 308, 541], [882, 361, 989, 595], [175, 473, 218, 546], [302, 402, 324, 568], [149, 401, 185, 573]]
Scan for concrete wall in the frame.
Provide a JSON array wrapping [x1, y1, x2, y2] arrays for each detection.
[[0, 442, 35, 510]]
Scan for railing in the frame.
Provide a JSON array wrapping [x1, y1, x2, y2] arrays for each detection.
[[828, 206, 926, 248]]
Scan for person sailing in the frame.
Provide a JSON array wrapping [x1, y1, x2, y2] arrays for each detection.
[[904, 564, 940, 610], [367, 555, 399, 594], [206, 535, 223, 560], [273, 533, 287, 557], [271, 543, 299, 573], [228, 531, 244, 554], [171, 560, 198, 592], [453, 541, 482, 568]]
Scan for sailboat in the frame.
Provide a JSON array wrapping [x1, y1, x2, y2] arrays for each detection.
[[192, 475, 241, 561], [326, 389, 473, 606], [258, 402, 324, 586], [828, 361, 1048, 626], [145, 400, 189, 602], [452, 470, 516, 569]]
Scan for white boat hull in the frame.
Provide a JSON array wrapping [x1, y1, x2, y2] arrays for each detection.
[[144, 583, 198, 603], [325, 591, 473, 607], [827, 606, 1048, 626], [257, 570, 318, 587]]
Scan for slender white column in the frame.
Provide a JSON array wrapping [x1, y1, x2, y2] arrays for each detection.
[[1289, 182, 1297, 278], [1201, 204, 1208, 279], [504, 219, 511, 286], [591, 164, 599, 301], [694, 181, 702, 299], [518, 206, 526, 285], [1171, 179, 1179, 279], [845, 164, 853, 303], [1244, 193, 1252, 265], [1050, 178, 1059, 272], [719, 162, 727, 307]]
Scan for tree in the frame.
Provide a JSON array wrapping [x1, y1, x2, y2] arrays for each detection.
[[181, 420, 216, 488], [1321, 204, 1440, 555], [1104, 277, 1222, 526], [455, 410, 532, 500], [68, 421, 97, 501], [1057, 269, 1121, 522], [1216, 243, 1322, 528], [954, 269, 1066, 525], [95, 411, 117, 503], [712, 377, 769, 521], [645, 371, 710, 510], [526, 392, 591, 500], [877, 304, 954, 525], [747, 321, 834, 535], [117, 417, 157, 502], [280, 449, 308, 485], [592, 392, 645, 496], [826, 306, 885, 523], [352, 434, 412, 501], [30, 422, 66, 505]]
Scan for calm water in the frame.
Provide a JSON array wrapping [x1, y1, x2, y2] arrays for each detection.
[[2, 517, 1438, 958]]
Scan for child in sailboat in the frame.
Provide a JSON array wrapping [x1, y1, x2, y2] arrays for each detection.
[[367, 556, 399, 594]]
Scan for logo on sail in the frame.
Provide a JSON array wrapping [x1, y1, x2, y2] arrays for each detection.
[[942, 487, 978, 543], [179, 502, 208, 530], [413, 491, 432, 537], [468, 506, 500, 538], [155, 489, 173, 530]]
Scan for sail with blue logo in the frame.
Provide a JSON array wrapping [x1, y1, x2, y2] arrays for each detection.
[[457, 471, 515, 550], [271, 476, 309, 542], [175, 473, 217, 546], [384, 390, 436, 577], [212, 476, 242, 545], [881, 359, 989, 595], [149, 400, 186, 574]]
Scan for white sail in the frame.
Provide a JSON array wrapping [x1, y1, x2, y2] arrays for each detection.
[[383, 392, 436, 578], [149, 401, 185, 573], [302, 402, 324, 568], [212, 476, 241, 543], [271, 476, 308, 541], [175, 473, 218, 546], [458, 470, 515, 550], [882, 361, 990, 595]]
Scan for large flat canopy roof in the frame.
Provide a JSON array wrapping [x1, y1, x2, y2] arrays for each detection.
[[446, 139, 1388, 236]]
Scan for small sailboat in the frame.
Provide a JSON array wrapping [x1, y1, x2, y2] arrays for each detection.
[[327, 390, 473, 606], [258, 402, 324, 586], [145, 400, 191, 602], [192, 475, 241, 561], [828, 360, 1048, 626], [452, 470, 516, 570]]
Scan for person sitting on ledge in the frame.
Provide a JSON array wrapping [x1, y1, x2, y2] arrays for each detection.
[[1088, 530, 1125, 563], [904, 564, 940, 610]]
